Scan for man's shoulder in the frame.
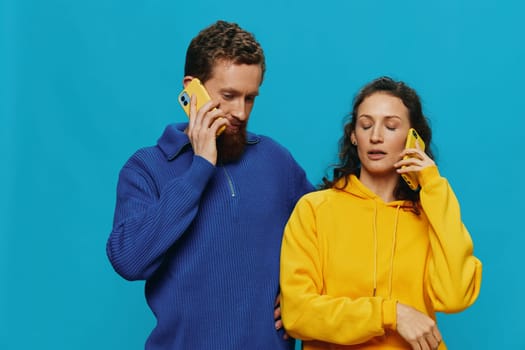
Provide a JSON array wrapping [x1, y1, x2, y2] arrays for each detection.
[[120, 123, 186, 170], [248, 132, 291, 155], [129, 144, 162, 160], [121, 145, 163, 175]]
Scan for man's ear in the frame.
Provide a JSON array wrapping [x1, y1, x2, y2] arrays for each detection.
[[182, 76, 194, 88]]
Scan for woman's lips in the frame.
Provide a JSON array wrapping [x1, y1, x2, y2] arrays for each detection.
[[367, 150, 386, 160]]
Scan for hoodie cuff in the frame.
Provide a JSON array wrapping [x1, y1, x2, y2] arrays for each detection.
[[418, 165, 440, 188], [382, 299, 397, 330]]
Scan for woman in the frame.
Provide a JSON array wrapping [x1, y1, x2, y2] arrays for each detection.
[[280, 77, 482, 350]]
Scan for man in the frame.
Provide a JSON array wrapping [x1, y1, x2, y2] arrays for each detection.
[[106, 20, 313, 349]]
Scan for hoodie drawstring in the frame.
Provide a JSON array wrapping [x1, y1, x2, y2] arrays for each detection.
[[372, 203, 401, 298]]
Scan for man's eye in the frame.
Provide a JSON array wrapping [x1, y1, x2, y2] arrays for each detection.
[[222, 94, 233, 100]]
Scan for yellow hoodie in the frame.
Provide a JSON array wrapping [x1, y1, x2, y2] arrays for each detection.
[[280, 166, 482, 350]]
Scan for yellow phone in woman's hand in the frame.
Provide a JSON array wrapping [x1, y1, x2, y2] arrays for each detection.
[[401, 128, 426, 190]]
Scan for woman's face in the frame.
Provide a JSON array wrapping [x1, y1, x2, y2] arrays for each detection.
[[351, 92, 411, 180]]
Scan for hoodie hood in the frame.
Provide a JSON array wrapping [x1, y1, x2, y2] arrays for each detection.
[[336, 174, 408, 207]]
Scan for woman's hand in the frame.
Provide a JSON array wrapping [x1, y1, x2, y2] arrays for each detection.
[[396, 302, 442, 350], [395, 141, 435, 176], [274, 294, 290, 340]]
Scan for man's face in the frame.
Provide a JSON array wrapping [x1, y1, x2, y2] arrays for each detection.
[[203, 60, 262, 162]]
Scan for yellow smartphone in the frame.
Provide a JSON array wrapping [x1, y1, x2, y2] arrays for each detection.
[[178, 78, 225, 135], [401, 128, 426, 191]]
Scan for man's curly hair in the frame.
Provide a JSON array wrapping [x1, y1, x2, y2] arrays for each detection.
[[184, 20, 266, 84]]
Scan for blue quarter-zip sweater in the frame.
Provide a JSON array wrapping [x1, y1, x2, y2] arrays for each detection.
[[107, 123, 313, 349]]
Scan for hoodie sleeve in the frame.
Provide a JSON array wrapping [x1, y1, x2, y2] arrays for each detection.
[[280, 195, 397, 345], [419, 166, 482, 312], [106, 155, 215, 281]]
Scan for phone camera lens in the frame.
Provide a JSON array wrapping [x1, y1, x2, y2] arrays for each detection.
[[180, 92, 190, 107]]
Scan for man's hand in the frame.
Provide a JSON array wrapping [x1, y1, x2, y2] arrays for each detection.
[[396, 303, 442, 350], [186, 95, 228, 165], [274, 294, 289, 340]]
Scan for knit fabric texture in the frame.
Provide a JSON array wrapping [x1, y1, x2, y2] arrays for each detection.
[[107, 123, 313, 349]]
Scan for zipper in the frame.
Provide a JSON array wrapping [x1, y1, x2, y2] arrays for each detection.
[[222, 166, 236, 197]]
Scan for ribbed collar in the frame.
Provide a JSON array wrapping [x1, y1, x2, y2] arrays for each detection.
[[157, 123, 261, 161]]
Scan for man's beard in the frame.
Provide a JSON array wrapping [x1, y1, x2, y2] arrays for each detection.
[[216, 125, 247, 163]]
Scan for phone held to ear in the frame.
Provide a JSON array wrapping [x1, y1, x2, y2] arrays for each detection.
[[178, 78, 226, 136], [401, 128, 426, 191]]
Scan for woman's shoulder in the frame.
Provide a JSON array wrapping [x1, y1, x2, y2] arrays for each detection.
[[297, 187, 342, 208]]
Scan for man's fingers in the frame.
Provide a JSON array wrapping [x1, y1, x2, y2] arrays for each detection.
[[273, 306, 280, 319]]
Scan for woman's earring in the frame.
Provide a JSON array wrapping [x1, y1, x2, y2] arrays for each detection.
[[352, 140, 357, 146]]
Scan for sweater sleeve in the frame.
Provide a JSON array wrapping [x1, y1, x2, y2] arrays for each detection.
[[106, 155, 214, 281], [419, 166, 482, 312], [286, 154, 315, 210], [280, 196, 397, 345]]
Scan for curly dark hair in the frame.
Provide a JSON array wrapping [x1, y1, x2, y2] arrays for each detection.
[[184, 20, 266, 84], [322, 76, 435, 211]]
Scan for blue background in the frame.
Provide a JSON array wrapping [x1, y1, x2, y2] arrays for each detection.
[[1, 0, 523, 348]]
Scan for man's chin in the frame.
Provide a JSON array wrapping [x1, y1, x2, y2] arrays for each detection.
[[217, 128, 246, 163], [224, 125, 241, 135]]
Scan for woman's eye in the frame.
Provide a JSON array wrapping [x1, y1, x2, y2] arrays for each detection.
[[385, 119, 400, 131]]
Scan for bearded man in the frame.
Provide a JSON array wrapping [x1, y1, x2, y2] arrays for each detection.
[[106, 20, 313, 349]]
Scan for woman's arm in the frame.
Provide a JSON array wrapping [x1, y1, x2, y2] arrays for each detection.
[[419, 166, 482, 312], [280, 196, 396, 345]]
